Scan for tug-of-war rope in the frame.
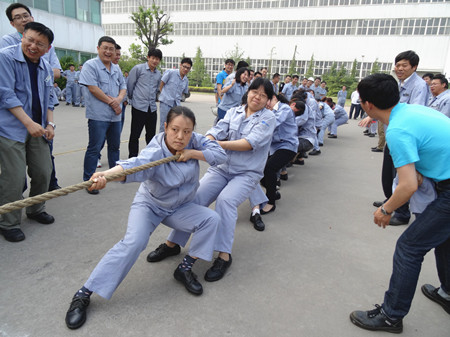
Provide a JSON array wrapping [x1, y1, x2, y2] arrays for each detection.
[[0, 155, 180, 215]]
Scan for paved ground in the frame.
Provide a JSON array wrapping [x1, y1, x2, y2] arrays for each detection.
[[1, 94, 449, 337]]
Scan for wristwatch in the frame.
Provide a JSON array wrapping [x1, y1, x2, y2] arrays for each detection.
[[47, 122, 56, 129], [380, 204, 392, 216]]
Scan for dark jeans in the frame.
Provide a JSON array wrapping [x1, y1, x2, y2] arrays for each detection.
[[382, 189, 450, 319], [297, 138, 313, 158], [349, 103, 360, 119], [382, 145, 410, 221], [128, 106, 157, 158], [83, 119, 121, 181], [261, 149, 296, 204], [217, 107, 227, 121], [48, 140, 59, 189]]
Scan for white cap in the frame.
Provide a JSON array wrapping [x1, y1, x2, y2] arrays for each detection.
[[308, 77, 314, 81]]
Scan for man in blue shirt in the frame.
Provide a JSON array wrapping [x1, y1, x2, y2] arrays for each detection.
[[428, 74, 450, 118], [63, 64, 80, 106], [350, 74, 450, 333], [80, 36, 127, 194], [281, 74, 299, 100], [158, 58, 191, 132], [337, 86, 347, 107], [216, 59, 235, 104], [0, 22, 56, 242], [127, 48, 163, 158]]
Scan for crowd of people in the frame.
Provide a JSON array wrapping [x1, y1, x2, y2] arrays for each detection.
[[1, 2, 449, 334]]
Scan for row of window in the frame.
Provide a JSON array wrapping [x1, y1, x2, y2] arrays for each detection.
[[160, 56, 391, 83], [4, 0, 101, 25], [102, 0, 448, 14], [103, 17, 450, 37], [54, 47, 96, 64]]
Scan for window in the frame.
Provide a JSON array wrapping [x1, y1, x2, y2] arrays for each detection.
[[64, 0, 76, 18]]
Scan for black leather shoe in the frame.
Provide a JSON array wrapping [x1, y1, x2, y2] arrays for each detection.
[[280, 173, 288, 181], [250, 213, 265, 231], [27, 211, 54, 224], [421, 284, 450, 314], [363, 129, 369, 134], [275, 191, 281, 200], [328, 134, 337, 138], [147, 243, 181, 262], [309, 150, 321, 156], [1, 228, 25, 242], [260, 204, 276, 215], [319, 143, 324, 146], [373, 201, 383, 208], [350, 304, 403, 333], [174, 268, 203, 295], [371, 146, 378, 150], [49, 184, 62, 191], [389, 217, 409, 226], [371, 148, 383, 152], [86, 188, 99, 195], [204, 255, 232, 282], [293, 159, 305, 165], [368, 133, 376, 137], [65, 295, 90, 329]]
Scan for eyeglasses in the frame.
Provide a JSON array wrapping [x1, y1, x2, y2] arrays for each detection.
[[99, 45, 115, 52], [249, 90, 268, 100], [181, 65, 191, 71], [23, 35, 48, 50], [12, 13, 31, 21]]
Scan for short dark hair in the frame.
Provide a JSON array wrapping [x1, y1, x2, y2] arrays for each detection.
[[236, 60, 249, 70], [272, 73, 280, 79], [260, 67, 267, 71], [276, 93, 289, 104], [290, 100, 306, 117], [98, 36, 116, 47], [357, 74, 400, 109], [249, 69, 255, 74], [292, 75, 299, 79], [148, 48, 163, 60], [115, 44, 121, 50], [432, 74, 448, 89], [166, 106, 196, 128], [68, 63, 74, 67], [24, 22, 54, 45], [235, 68, 249, 85], [395, 50, 419, 68], [315, 77, 321, 81], [254, 71, 262, 77], [321, 81, 327, 85], [285, 75, 292, 79], [248, 78, 274, 100], [225, 58, 235, 65], [6, 3, 32, 21], [181, 57, 193, 66], [291, 89, 307, 102], [422, 73, 434, 80]]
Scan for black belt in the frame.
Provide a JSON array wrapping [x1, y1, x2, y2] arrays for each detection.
[[436, 178, 450, 192]]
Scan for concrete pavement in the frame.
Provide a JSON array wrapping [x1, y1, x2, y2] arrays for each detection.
[[0, 94, 448, 337]]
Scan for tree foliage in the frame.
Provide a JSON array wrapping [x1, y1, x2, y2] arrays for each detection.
[[322, 62, 359, 96], [371, 58, 381, 74], [288, 45, 298, 76], [305, 54, 315, 78], [188, 47, 212, 87], [128, 43, 148, 62], [118, 54, 142, 73]]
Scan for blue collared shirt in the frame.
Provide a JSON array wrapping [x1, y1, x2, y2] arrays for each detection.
[[399, 72, 428, 105], [333, 105, 348, 119], [63, 70, 77, 82], [207, 105, 276, 180], [315, 87, 327, 100], [337, 90, 347, 103], [0, 44, 54, 142], [118, 132, 226, 212], [79, 56, 126, 122], [296, 104, 316, 145], [270, 102, 298, 154], [218, 82, 248, 112], [127, 62, 161, 112], [428, 90, 450, 118], [0, 32, 62, 71], [281, 82, 297, 100], [159, 69, 189, 107]]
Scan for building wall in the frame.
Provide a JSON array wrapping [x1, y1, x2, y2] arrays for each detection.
[[102, 0, 450, 80]]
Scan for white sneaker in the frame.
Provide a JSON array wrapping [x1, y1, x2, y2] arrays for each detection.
[[97, 160, 102, 168]]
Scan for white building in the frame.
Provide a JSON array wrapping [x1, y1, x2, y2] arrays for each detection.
[[0, 0, 105, 64], [107, 1, 448, 81]]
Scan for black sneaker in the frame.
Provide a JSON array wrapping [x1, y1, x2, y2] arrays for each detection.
[[147, 243, 181, 262], [250, 213, 265, 231], [204, 255, 232, 282], [421, 284, 450, 315], [65, 295, 90, 329], [350, 304, 403, 333], [173, 268, 203, 295]]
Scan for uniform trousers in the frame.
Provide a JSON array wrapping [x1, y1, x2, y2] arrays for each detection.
[[382, 189, 450, 319], [318, 114, 335, 144], [159, 102, 173, 132], [0, 135, 52, 230], [84, 191, 219, 300], [330, 115, 349, 135], [128, 106, 157, 158], [168, 167, 260, 254], [66, 81, 80, 105]]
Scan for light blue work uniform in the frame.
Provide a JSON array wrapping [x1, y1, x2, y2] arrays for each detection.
[[167, 105, 276, 254], [330, 104, 349, 135], [217, 82, 248, 120], [315, 87, 327, 101], [74, 70, 84, 106], [84, 132, 227, 300], [52, 85, 61, 101], [399, 72, 429, 105], [297, 104, 317, 147], [158, 69, 189, 132], [392, 175, 436, 214], [79, 56, 126, 181], [62, 69, 79, 105], [0, 43, 54, 228], [281, 82, 297, 101], [317, 102, 335, 144], [428, 89, 450, 118], [127, 62, 161, 112], [337, 90, 347, 107]]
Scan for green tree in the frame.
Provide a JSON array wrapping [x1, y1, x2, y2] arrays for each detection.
[[305, 54, 315, 78], [118, 54, 141, 73], [371, 58, 381, 74], [288, 45, 298, 75], [128, 43, 147, 62], [55, 55, 78, 89], [350, 59, 358, 78], [188, 47, 212, 87]]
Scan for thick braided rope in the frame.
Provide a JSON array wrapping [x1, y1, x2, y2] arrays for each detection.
[[0, 154, 180, 215]]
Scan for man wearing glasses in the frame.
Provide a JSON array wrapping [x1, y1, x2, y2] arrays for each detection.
[[0, 22, 56, 242], [158, 58, 192, 132]]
